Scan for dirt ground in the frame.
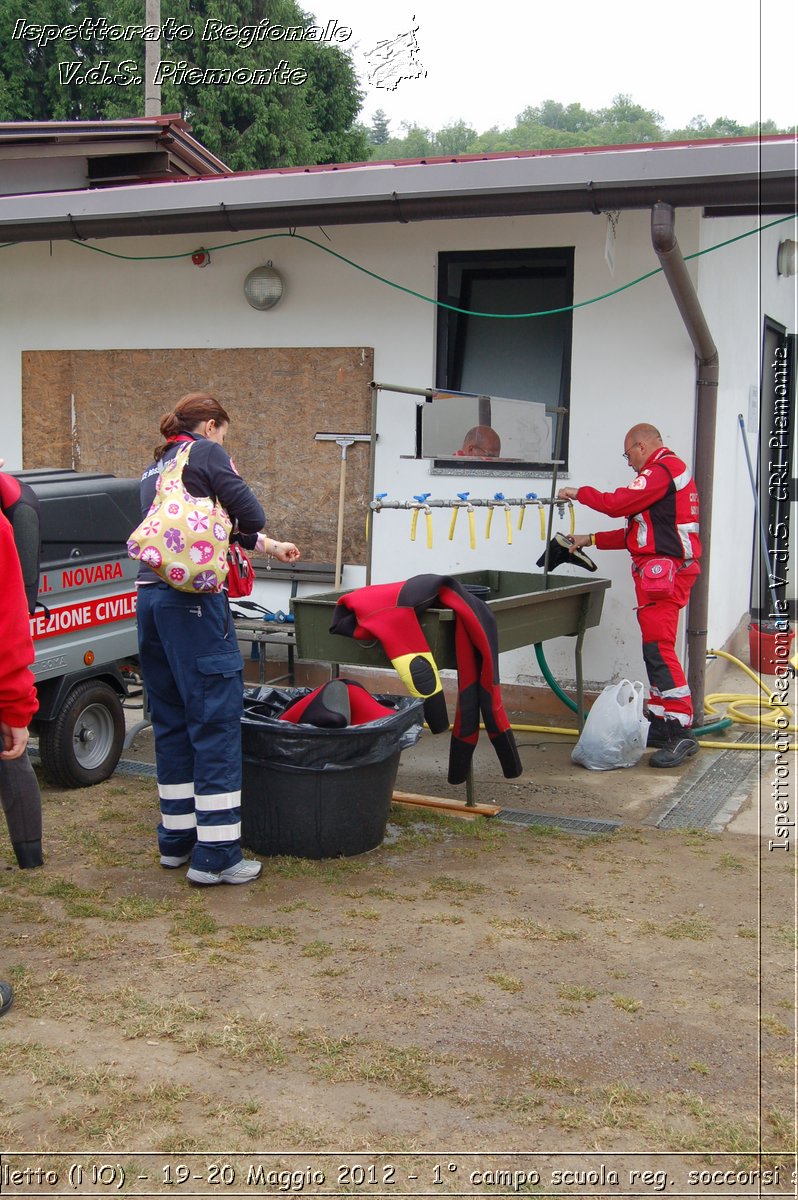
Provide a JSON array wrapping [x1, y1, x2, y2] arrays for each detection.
[[0, 700, 795, 1196]]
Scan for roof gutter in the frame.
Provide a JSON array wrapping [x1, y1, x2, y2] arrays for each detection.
[[650, 201, 719, 723], [0, 136, 795, 243], [0, 179, 793, 244]]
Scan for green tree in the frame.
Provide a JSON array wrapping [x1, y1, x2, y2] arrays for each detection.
[[370, 107, 390, 145], [0, 0, 90, 120], [592, 93, 664, 142], [517, 99, 595, 133], [434, 119, 477, 155], [667, 114, 745, 140], [379, 121, 434, 159], [0, 0, 369, 168]]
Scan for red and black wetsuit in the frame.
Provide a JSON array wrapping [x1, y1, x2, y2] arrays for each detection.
[[577, 447, 701, 726], [331, 574, 522, 784]]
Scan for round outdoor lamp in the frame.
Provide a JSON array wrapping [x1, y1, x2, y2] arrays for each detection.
[[777, 240, 797, 278], [243, 263, 285, 310]]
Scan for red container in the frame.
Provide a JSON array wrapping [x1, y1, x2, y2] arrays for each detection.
[[748, 621, 795, 676]]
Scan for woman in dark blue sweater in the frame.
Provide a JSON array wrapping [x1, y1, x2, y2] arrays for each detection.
[[136, 392, 299, 886]]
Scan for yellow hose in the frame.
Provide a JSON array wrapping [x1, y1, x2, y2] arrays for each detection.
[[705, 647, 796, 734], [504, 507, 513, 545], [538, 504, 546, 539], [504, 647, 796, 750], [568, 502, 575, 536], [468, 508, 476, 550], [448, 509, 458, 541], [503, 722, 795, 750], [485, 508, 494, 539]]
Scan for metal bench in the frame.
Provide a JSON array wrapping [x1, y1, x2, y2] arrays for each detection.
[[233, 561, 336, 686]]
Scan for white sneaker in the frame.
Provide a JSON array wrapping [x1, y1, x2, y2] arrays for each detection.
[[160, 853, 191, 868], [186, 859, 263, 886]]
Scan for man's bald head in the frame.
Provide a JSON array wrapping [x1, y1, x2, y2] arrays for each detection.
[[460, 425, 501, 458], [622, 424, 663, 469], [625, 423, 662, 448]]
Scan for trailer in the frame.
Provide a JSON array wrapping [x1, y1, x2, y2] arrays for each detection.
[[15, 469, 142, 788]]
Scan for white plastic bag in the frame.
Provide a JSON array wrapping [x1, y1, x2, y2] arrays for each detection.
[[571, 679, 649, 771]]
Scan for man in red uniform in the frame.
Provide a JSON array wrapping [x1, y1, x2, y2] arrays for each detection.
[[558, 423, 701, 768], [0, 504, 40, 1014]]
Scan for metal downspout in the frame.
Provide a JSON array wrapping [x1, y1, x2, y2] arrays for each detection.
[[650, 202, 719, 723]]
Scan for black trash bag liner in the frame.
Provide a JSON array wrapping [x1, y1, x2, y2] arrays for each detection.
[[242, 685, 424, 771]]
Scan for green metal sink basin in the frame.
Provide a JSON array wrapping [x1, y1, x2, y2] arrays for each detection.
[[292, 570, 610, 670]]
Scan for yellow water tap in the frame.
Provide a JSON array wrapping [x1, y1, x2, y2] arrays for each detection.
[[409, 493, 433, 548], [449, 492, 470, 541], [409, 493, 429, 542], [467, 503, 476, 549], [496, 493, 512, 544], [518, 492, 538, 531]]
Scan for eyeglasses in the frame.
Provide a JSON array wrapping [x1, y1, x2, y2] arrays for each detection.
[[622, 442, 642, 462]]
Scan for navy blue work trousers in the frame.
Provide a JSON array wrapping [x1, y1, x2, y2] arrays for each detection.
[[136, 583, 244, 872]]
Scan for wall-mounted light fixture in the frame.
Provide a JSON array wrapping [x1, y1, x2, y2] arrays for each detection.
[[243, 262, 284, 309], [777, 239, 797, 278]]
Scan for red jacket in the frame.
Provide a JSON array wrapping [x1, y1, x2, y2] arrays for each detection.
[[577, 446, 701, 564], [0, 511, 38, 728]]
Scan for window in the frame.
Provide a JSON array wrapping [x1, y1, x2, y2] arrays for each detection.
[[434, 247, 574, 474]]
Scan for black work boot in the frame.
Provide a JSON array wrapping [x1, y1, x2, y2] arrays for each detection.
[[649, 721, 699, 768], [12, 840, 44, 869], [646, 714, 675, 748]]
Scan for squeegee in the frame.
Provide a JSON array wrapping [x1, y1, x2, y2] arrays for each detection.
[[314, 433, 371, 588]]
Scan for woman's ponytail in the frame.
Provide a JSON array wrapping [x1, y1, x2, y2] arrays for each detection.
[[153, 391, 231, 460]]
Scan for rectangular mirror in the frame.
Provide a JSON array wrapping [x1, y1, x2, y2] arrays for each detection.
[[421, 390, 554, 463]]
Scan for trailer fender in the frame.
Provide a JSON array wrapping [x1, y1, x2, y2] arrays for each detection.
[[32, 663, 130, 725]]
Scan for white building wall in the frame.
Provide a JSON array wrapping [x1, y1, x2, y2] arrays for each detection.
[[696, 213, 797, 646], [4, 203, 774, 694]]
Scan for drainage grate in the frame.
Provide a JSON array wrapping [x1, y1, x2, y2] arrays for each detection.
[[28, 747, 157, 779], [498, 809, 621, 835], [114, 758, 157, 778], [655, 731, 763, 830]]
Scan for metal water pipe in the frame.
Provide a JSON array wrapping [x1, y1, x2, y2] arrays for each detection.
[[650, 202, 719, 723]]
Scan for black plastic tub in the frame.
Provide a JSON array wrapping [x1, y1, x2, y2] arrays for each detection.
[[240, 687, 423, 859], [462, 582, 491, 602]]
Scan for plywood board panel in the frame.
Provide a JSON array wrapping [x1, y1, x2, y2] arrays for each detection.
[[22, 347, 374, 565]]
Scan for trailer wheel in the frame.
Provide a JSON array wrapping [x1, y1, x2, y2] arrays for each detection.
[[38, 680, 126, 788]]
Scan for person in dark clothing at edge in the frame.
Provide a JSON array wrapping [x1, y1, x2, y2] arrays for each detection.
[[136, 392, 300, 886], [558, 423, 701, 768]]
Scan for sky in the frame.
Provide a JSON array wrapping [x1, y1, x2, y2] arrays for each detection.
[[308, 1, 798, 138]]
